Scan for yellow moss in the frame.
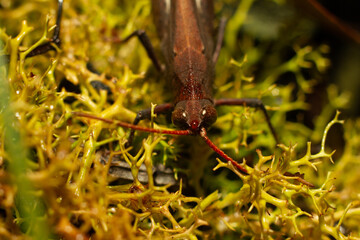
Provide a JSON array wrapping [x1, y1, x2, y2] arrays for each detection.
[[1, 0, 359, 239]]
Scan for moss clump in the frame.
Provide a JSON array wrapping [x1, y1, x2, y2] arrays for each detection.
[[0, 0, 359, 239]]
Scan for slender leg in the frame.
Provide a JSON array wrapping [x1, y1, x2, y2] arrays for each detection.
[[0, 0, 63, 66], [212, 17, 227, 64], [120, 30, 168, 144], [215, 98, 279, 144], [27, 0, 63, 57], [120, 30, 163, 72], [127, 103, 173, 146]]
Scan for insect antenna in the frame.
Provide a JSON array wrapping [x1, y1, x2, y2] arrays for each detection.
[[200, 128, 248, 173], [73, 112, 247, 173], [72, 112, 191, 135]]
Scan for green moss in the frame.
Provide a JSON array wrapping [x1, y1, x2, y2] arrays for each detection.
[[0, 0, 359, 239]]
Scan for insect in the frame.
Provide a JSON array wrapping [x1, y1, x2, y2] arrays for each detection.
[[8, 0, 279, 173], [0, 0, 63, 65], [76, 0, 279, 174]]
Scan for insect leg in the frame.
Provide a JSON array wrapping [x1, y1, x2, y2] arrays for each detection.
[[0, 0, 63, 67], [127, 103, 173, 146], [212, 17, 227, 64], [120, 30, 163, 72], [215, 98, 279, 144], [27, 0, 63, 57]]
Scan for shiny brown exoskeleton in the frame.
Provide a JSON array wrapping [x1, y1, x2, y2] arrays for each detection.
[[162, 0, 218, 132], [126, 0, 278, 145], [15, 0, 278, 173], [9, 0, 359, 173]]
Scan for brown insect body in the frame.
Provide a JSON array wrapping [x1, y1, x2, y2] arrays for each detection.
[[13, 0, 356, 174], [153, 0, 217, 132], [61, 0, 277, 173]]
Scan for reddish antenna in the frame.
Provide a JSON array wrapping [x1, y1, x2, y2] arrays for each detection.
[[199, 128, 247, 173], [73, 112, 191, 135], [73, 112, 248, 173]]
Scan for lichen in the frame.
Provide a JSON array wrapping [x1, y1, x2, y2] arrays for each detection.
[[0, 0, 359, 239]]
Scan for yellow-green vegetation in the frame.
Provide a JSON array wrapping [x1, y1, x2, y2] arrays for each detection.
[[0, 0, 359, 239]]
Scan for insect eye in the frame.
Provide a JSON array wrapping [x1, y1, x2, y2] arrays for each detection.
[[201, 106, 217, 128], [172, 107, 189, 129]]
